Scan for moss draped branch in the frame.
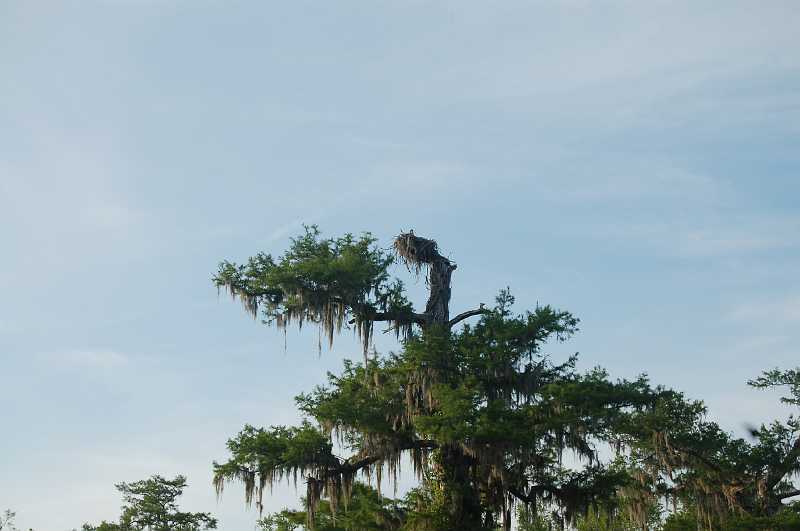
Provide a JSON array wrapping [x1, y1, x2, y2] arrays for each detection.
[[218, 228, 794, 529], [212, 421, 436, 526], [215, 227, 494, 367]]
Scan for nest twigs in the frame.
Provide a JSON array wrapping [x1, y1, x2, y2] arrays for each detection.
[[393, 231, 453, 273], [394, 231, 457, 326]]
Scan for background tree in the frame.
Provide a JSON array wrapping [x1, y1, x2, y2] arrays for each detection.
[[82, 475, 217, 531], [257, 482, 405, 531], [81, 523, 124, 531], [617, 368, 800, 529], [0, 510, 18, 531], [212, 228, 665, 530]]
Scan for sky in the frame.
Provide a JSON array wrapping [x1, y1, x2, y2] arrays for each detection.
[[1, 1, 799, 529]]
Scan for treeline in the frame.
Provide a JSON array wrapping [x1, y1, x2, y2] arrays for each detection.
[[8, 228, 798, 531], [2, 476, 215, 531]]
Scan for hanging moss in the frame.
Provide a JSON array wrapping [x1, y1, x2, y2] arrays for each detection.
[[214, 226, 418, 365], [217, 228, 781, 530]]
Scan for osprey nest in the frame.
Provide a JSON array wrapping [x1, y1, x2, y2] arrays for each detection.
[[393, 231, 452, 272]]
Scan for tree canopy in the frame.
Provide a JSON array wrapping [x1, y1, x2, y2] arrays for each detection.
[[0, 510, 19, 531], [618, 367, 800, 529], [82, 475, 217, 531], [212, 227, 800, 530]]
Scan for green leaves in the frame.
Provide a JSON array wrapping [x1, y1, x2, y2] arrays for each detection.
[[615, 368, 800, 527], [213, 423, 338, 510], [211, 228, 800, 529], [749, 367, 800, 406], [257, 483, 405, 531], [214, 299, 664, 527], [296, 359, 411, 446], [82, 475, 216, 531], [414, 382, 479, 443], [214, 226, 413, 354]]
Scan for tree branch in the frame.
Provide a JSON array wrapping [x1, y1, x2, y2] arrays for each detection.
[[672, 445, 726, 475], [779, 489, 800, 500], [372, 311, 429, 325], [448, 305, 490, 328], [349, 309, 429, 326], [315, 439, 438, 480], [767, 436, 800, 491], [507, 483, 562, 503]]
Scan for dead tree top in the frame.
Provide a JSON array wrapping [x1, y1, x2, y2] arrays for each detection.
[[393, 231, 455, 273]]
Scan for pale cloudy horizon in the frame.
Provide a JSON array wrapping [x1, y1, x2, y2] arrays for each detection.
[[1, 1, 799, 529]]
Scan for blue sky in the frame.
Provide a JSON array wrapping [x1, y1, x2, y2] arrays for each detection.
[[1, 1, 799, 529]]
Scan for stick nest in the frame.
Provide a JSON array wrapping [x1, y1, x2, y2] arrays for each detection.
[[393, 231, 449, 272]]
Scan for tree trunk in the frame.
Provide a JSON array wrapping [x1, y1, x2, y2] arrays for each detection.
[[394, 232, 484, 529], [393, 231, 456, 327], [439, 443, 484, 530], [425, 258, 456, 326]]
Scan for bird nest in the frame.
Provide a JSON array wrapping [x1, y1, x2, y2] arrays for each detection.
[[393, 231, 449, 272]]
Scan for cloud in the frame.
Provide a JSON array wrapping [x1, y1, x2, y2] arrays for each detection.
[[0, 319, 18, 335], [682, 229, 793, 256], [0, 96, 150, 269], [535, 162, 720, 204], [265, 218, 314, 245], [682, 211, 800, 257], [81, 203, 144, 231], [50, 349, 131, 369], [573, 195, 799, 258], [729, 296, 800, 324], [369, 160, 467, 196]]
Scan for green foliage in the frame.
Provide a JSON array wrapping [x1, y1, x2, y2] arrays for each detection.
[[661, 509, 697, 531], [213, 422, 340, 511], [257, 483, 404, 531], [214, 275, 663, 528], [82, 475, 216, 531], [573, 505, 656, 531], [516, 505, 555, 531], [398, 481, 451, 531], [749, 368, 800, 406], [662, 505, 800, 530], [213, 228, 800, 530], [616, 366, 800, 529], [214, 226, 413, 353], [82, 523, 122, 531]]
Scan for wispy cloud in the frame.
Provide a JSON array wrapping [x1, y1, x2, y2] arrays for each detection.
[[729, 296, 800, 324], [0, 106, 149, 267], [81, 203, 144, 231], [370, 160, 467, 196], [49, 349, 131, 369], [535, 163, 720, 204], [0, 319, 18, 335], [682, 229, 793, 256], [575, 198, 799, 258], [265, 218, 313, 245]]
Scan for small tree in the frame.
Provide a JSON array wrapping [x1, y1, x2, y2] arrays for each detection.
[[82, 475, 217, 531], [212, 228, 664, 529], [0, 510, 18, 531], [619, 367, 800, 529], [82, 524, 123, 531]]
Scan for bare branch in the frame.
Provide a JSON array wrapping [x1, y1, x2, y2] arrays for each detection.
[[507, 483, 562, 503], [767, 437, 800, 491], [373, 311, 429, 324], [313, 439, 438, 480], [448, 304, 490, 328], [394, 232, 456, 325], [348, 311, 428, 326]]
